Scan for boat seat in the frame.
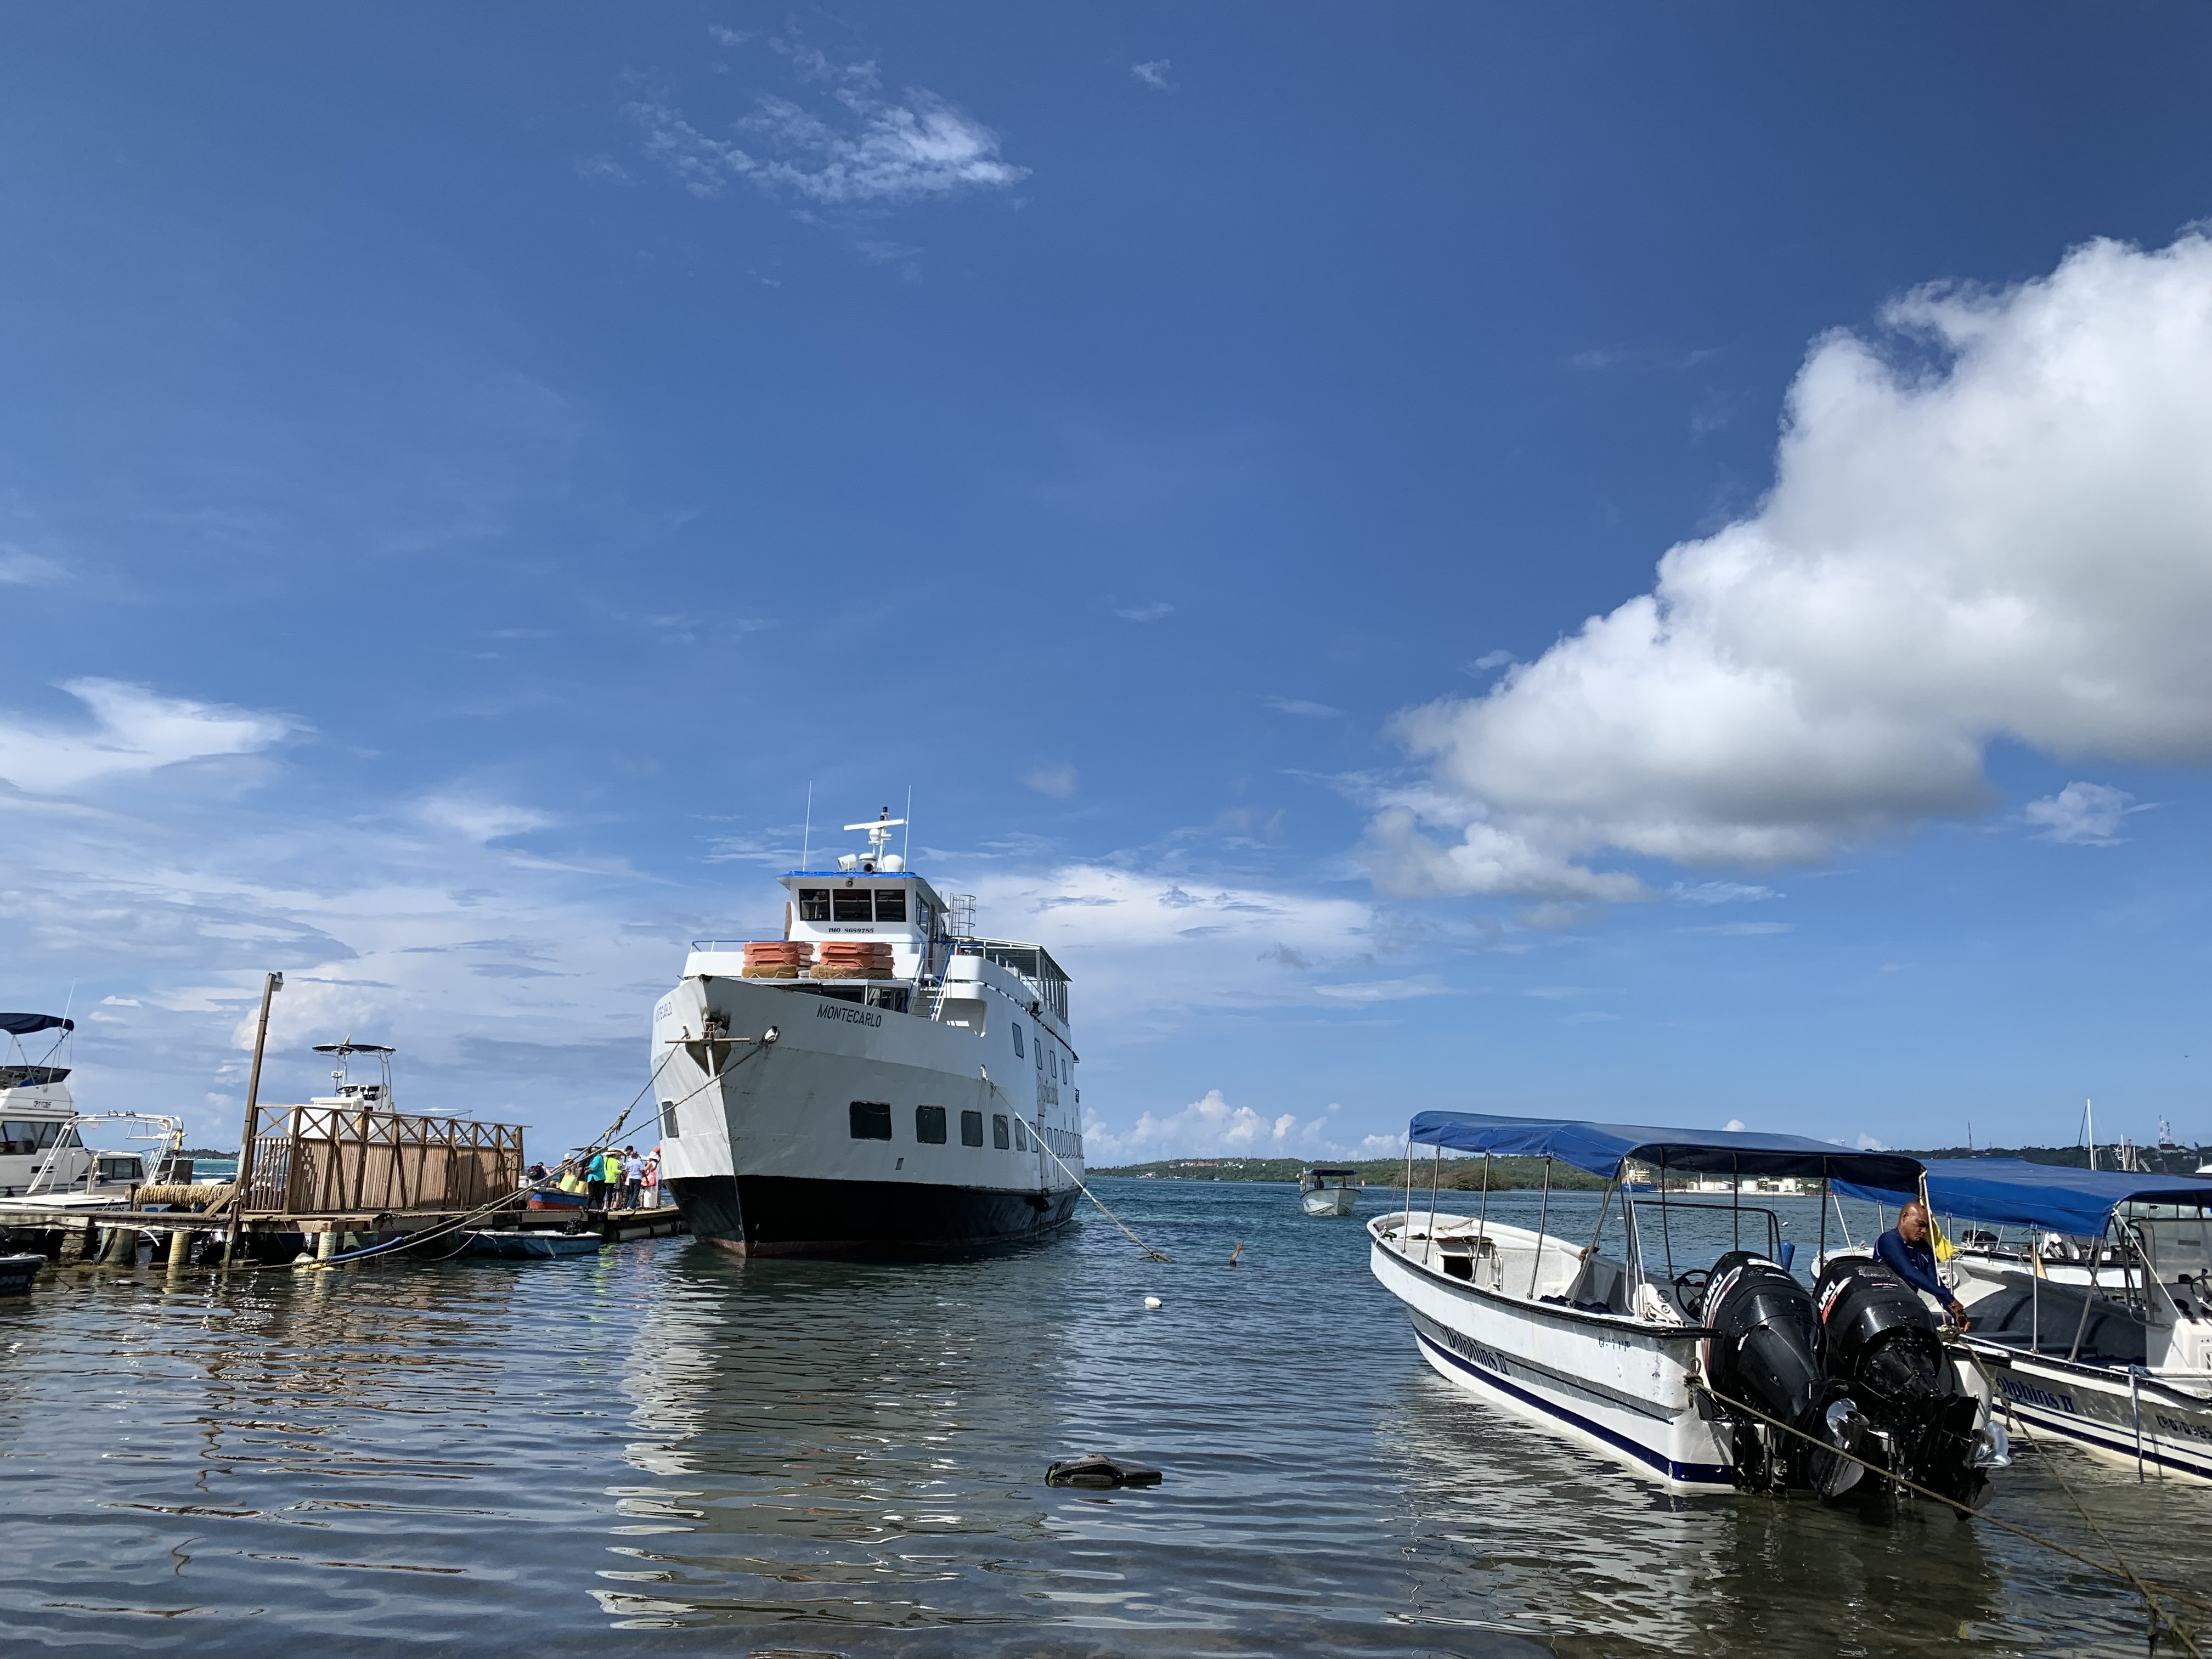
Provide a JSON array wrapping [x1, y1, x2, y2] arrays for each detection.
[[1565, 1255, 1627, 1313], [1969, 1283, 2149, 1364]]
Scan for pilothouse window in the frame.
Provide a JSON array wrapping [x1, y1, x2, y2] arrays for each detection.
[[0, 1121, 64, 1154], [833, 888, 873, 922], [797, 889, 831, 922], [873, 887, 906, 922]]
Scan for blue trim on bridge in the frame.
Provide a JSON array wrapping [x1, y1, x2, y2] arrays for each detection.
[[1413, 1327, 1735, 1486]]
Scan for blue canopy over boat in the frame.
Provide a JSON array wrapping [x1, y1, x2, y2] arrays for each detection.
[[1830, 1157, 2212, 1239], [1408, 1111, 1925, 1189], [0, 1013, 72, 1037]]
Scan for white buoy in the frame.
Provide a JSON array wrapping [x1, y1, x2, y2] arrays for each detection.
[[1144, 1295, 1163, 1310]]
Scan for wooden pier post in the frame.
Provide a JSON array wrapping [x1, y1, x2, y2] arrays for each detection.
[[58, 1218, 97, 1264], [221, 972, 282, 1269]]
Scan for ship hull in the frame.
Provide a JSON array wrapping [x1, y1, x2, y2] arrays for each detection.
[[671, 1172, 1079, 1255]]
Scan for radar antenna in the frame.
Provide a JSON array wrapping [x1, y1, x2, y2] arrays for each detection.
[[841, 807, 907, 872]]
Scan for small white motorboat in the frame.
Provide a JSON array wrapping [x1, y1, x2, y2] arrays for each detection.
[[1299, 1166, 1358, 1216], [1372, 1112, 2007, 1506], [1832, 1158, 2212, 1483]]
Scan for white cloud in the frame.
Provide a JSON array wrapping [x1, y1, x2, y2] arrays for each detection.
[[1469, 651, 1514, 673], [1131, 60, 1175, 92], [1671, 880, 1779, 905], [1265, 696, 1343, 718], [1023, 764, 1078, 799], [0, 545, 65, 585], [1115, 601, 1173, 623], [2024, 780, 2141, 845], [1723, 1118, 1747, 1132], [962, 862, 1404, 1019], [1365, 809, 1645, 902], [630, 54, 1025, 207], [1085, 1087, 1374, 1164], [1370, 233, 2212, 898], [414, 794, 555, 845], [0, 679, 294, 794]]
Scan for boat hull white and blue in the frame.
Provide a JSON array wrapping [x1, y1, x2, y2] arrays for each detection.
[[1373, 1113, 2004, 1509], [1835, 1158, 2212, 1486], [1372, 1212, 1733, 1488]]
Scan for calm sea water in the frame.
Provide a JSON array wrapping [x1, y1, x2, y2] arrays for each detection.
[[1, 1180, 2203, 1657]]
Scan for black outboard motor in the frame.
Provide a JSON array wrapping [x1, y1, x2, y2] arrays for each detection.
[[1814, 1257, 1990, 1508], [1702, 1250, 1823, 1492]]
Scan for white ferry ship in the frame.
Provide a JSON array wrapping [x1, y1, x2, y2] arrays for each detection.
[[651, 812, 1084, 1254]]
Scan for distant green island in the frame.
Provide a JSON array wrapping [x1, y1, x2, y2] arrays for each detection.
[[1090, 1156, 1608, 1191]]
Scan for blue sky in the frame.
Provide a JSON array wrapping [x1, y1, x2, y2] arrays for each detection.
[[4, 5, 2212, 1160]]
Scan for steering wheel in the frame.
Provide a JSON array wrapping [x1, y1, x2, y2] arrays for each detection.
[[1673, 1268, 1711, 1321]]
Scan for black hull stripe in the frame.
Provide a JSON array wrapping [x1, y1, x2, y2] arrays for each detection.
[[2005, 1401, 2212, 1480], [1413, 1327, 1734, 1486], [669, 1173, 1077, 1255]]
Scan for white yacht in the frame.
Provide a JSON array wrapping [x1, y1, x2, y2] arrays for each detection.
[[1, 1012, 172, 1208], [651, 811, 1084, 1255]]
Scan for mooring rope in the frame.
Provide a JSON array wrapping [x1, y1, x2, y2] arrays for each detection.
[[981, 1073, 1169, 1262], [1963, 1349, 2205, 1654], [1691, 1379, 2206, 1654]]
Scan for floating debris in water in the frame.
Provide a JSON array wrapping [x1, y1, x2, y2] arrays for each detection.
[[1046, 1454, 1162, 1489]]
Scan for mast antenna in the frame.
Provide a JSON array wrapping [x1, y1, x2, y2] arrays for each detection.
[[801, 782, 813, 872], [903, 784, 913, 865]]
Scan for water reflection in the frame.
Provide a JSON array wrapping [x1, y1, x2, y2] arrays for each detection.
[[0, 1184, 2201, 1657]]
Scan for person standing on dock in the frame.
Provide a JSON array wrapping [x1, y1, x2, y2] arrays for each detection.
[[619, 1147, 644, 1211], [640, 1149, 661, 1209], [584, 1149, 610, 1209]]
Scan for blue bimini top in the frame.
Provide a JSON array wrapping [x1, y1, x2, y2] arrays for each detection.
[[0, 1013, 73, 1037], [1832, 1157, 2212, 1241], [1408, 1111, 1926, 1191]]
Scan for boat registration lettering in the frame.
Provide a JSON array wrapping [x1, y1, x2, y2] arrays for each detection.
[[2153, 1413, 2212, 1444], [815, 1003, 884, 1029], [1430, 1322, 1504, 1374], [1996, 1375, 2078, 1415]]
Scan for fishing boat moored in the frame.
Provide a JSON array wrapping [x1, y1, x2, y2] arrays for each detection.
[[1831, 1158, 2212, 1483], [1299, 1166, 1358, 1216], [1372, 1112, 2007, 1505]]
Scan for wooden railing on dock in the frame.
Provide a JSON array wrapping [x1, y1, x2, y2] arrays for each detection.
[[240, 1104, 524, 1216]]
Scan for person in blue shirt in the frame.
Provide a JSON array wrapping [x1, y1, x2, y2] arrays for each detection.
[[1876, 1200, 1970, 1329]]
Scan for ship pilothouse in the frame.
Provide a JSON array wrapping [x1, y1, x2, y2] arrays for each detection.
[[651, 809, 1085, 1254]]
